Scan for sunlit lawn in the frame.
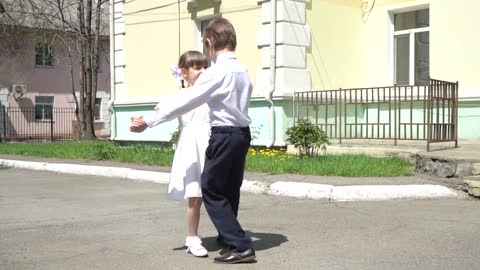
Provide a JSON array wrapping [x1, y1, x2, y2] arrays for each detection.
[[0, 141, 414, 177], [246, 148, 414, 177]]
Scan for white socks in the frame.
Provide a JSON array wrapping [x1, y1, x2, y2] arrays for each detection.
[[185, 236, 208, 257]]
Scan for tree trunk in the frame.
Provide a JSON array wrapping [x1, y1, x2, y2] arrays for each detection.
[[91, 0, 102, 127], [83, 0, 95, 140], [78, 0, 87, 139]]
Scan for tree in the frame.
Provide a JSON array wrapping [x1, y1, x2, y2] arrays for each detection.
[[0, 0, 109, 140]]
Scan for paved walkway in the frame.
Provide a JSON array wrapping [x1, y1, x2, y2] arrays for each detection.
[[0, 154, 464, 202]]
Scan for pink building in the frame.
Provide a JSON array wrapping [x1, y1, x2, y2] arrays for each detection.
[[0, 0, 110, 140], [0, 29, 110, 140]]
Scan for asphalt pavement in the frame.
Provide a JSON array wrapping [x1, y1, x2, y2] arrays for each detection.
[[1, 168, 479, 270]]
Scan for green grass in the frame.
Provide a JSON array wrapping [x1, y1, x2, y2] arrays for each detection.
[[246, 151, 414, 177], [0, 141, 414, 177], [0, 141, 175, 167], [0, 141, 96, 159]]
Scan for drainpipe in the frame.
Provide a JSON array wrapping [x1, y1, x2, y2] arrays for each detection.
[[108, 0, 116, 140], [265, 0, 277, 148]]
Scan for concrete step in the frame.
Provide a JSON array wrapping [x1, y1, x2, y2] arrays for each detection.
[[461, 175, 480, 199], [415, 155, 480, 178]]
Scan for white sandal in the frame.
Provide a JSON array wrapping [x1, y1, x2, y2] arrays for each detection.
[[185, 236, 208, 257]]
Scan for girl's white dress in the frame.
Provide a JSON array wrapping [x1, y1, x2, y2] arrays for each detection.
[[167, 104, 211, 200]]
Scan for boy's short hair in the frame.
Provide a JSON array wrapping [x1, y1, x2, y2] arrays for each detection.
[[203, 18, 237, 51]]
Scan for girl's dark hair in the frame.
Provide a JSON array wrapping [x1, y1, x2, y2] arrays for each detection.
[[178, 50, 208, 69], [177, 51, 207, 88]]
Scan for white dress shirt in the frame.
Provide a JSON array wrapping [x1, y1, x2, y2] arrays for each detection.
[[145, 51, 252, 128]]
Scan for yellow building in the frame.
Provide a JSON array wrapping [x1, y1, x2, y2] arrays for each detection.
[[110, 0, 480, 146]]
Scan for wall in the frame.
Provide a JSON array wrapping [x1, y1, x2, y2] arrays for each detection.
[[114, 0, 263, 142], [120, 0, 261, 100], [306, 0, 364, 90], [0, 31, 110, 108], [430, 0, 480, 98], [112, 0, 480, 143]]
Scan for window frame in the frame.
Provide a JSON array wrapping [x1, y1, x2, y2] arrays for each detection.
[[94, 98, 102, 120], [195, 15, 220, 65], [393, 26, 429, 85], [35, 42, 54, 67], [34, 96, 55, 121], [389, 5, 430, 86]]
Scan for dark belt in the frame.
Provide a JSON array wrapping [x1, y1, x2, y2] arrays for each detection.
[[211, 126, 250, 134]]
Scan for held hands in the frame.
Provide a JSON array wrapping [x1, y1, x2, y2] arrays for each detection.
[[129, 115, 148, 133]]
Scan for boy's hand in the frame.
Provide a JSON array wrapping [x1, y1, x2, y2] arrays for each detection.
[[129, 116, 148, 133]]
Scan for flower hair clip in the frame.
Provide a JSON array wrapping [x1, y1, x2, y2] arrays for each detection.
[[170, 65, 183, 84]]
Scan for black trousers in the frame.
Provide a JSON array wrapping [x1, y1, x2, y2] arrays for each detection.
[[201, 126, 252, 252]]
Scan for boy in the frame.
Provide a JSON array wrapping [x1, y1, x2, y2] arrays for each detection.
[[130, 18, 255, 264]]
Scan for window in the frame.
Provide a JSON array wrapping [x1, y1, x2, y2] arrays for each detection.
[[393, 8, 429, 85], [199, 18, 215, 67], [94, 98, 101, 120], [200, 20, 211, 56], [35, 96, 54, 120], [35, 43, 53, 67]]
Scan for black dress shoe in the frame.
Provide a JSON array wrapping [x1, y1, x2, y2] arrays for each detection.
[[213, 248, 256, 264]]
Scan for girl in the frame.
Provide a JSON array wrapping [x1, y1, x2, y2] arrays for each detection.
[[166, 51, 210, 257]]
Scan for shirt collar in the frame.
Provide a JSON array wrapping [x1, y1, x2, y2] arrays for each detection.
[[214, 51, 236, 63]]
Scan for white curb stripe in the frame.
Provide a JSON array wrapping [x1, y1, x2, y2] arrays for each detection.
[[268, 181, 333, 200], [241, 180, 268, 194], [331, 185, 458, 202], [44, 163, 130, 178], [0, 159, 47, 171]]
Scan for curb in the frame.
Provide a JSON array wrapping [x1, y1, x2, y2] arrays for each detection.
[[0, 159, 170, 184], [1, 159, 459, 201]]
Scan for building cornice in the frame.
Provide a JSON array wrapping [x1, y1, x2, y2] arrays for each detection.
[[188, 0, 222, 7], [257, 0, 310, 4]]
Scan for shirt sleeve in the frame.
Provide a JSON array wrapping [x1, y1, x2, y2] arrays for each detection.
[[145, 70, 224, 128]]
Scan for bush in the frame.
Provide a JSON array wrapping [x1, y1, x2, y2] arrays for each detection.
[[286, 118, 330, 157], [169, 127, 180, 149]]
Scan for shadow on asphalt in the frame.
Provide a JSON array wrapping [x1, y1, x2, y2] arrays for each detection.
[[193, 231, 288, 252], [248, 231, 288, 251], [172, 231, 288, 253]]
